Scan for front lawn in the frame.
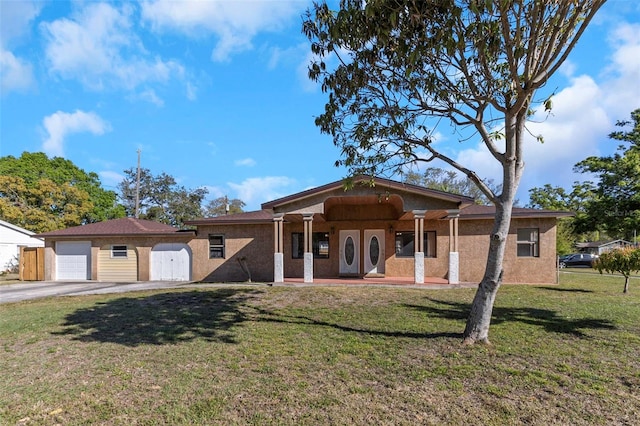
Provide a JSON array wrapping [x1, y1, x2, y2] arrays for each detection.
[[1, 272, 639, 425]]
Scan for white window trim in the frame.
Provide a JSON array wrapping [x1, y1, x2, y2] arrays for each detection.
[[111, 245, 128, 259]]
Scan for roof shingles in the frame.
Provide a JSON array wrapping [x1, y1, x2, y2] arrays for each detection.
[[37, 217, 188, 238]]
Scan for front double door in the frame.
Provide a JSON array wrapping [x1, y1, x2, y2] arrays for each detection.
[[339, 229, 385, 276]]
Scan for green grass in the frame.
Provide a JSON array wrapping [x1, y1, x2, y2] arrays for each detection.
[[1, 273, 639, 425]]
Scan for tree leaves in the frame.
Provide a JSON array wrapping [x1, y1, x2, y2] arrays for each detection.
[[594, 247, 640, 293], [0, 152, 123, 232], [117, 168, 208, 228], [0, 175, 94, 233]]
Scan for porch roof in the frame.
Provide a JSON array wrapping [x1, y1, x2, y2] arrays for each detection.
[[186, 176, 572, 226], [261, 175, 475, 211]]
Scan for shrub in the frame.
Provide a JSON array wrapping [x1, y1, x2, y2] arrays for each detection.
[[594, 247, 640, 293]]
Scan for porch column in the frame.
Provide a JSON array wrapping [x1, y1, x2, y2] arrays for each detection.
[[303, 213, 314, 283], [273, 213, 284, 283], [302, 213, 313, 283], [447, 210, 460, 284], [413, 210, 426, 284]]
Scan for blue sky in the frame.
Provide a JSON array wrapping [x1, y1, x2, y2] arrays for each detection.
[[1, 1, 639, 212]]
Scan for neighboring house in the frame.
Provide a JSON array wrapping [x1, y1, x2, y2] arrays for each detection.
[[37, 218, 195, 282], [575, 239, 633, 255], [37, 176, 570, 284], [0, 219, 44, 272]]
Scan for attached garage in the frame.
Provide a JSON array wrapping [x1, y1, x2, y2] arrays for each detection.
[[56, 241, 91, 280], [97, 245, 138, 282], [151, 243, 191, 281], [38, 218, 196, 282]]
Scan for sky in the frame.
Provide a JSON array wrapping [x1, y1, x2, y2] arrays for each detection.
[[1, 0, 639, 212]]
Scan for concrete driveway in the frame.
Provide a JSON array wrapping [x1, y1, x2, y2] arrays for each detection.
[[0, 281, 204, 304]]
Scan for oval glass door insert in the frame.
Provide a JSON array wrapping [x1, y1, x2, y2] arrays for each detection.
[[369, 236, 380, 266], [345, 236, 355, 265]]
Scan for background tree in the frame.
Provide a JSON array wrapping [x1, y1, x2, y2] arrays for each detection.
[[0, 152, 123, 232], [118, 168, 208, 228], [573, 109, 640, 241], [528, 182, 598, 254], [528, 109, 640, 244], [304, 0, 605, 344], [204, 196, 246, 217], [404, 168, 505, 205], [594, 247, 640, 294]]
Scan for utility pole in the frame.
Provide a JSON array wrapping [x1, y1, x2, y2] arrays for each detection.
[[135, 149, 141, 218]]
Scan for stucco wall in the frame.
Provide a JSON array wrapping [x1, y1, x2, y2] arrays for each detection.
[[190, 224, 274, 282], [41, 214, 558, 285], [43, 236, 193, 281], [191, 216, 558, 284], [457, 217, 558, 284]]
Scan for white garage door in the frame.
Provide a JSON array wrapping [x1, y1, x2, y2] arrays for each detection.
[[56, 241, 91, 280], [150, 243, 191, 281]]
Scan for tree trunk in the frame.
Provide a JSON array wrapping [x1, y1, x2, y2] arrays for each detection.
[[463, 200, 513, 344], [462, 108, 524, 345], [624, 276, 629, 294]]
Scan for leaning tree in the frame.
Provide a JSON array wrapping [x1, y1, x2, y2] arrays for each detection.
[[304, 0, 606, 344]]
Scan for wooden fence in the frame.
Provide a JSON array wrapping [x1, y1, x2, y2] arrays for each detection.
[[19, 246, 45, 281]]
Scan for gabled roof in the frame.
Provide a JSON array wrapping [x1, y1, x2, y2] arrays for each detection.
[[0, 219, 40, 238], [261, 175, 476, 210], [458, 204, 574, 220], [36, 217, 194, 238], [576, 239, 633, 249], [187, 177, 573, 225]]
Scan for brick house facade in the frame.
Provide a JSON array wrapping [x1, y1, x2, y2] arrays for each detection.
[[186, 176, 568, 285], [37, 177, 568, 284]]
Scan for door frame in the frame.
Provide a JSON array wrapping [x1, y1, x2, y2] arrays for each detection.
[[364, 229, 385, 276], [55, 241, 91, 280], [339, 230, 360, 276]]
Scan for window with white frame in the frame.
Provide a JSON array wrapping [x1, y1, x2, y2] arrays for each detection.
[[111, 245, 128, 258], [517, 228, 539, 257], [209, 234, 225, 259]]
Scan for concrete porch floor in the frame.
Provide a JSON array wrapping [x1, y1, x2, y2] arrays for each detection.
[[282, 276, 478, 288]]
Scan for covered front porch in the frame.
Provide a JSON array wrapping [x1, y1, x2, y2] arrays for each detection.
[[265, 177, 474, 286], [282, 275, 467, 287]]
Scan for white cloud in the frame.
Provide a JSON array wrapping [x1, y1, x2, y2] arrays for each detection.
[[228, 176, 297, 210], [141, 0, 301, 61], [445, 21, 640, 204], [204, 185, 226, 200], [186, 81, 197, 101], [0, 0, 41, 47], [41, 2, 184, 91], [0, 0, 41, 94], [601, 23, 640, 118], [99, 170, 125, 187], [235, 158, 256, 167], [42, 110, 111, 157], [0, 49, 34, 94], [136, 89, 165, 106]]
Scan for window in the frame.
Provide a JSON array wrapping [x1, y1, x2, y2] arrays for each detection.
[[394, 231, 436, 258], [209, 234, 225, 259], [517, 228, 539, 257], [111, 245, 128, 258], [292, 232, 330, 259]]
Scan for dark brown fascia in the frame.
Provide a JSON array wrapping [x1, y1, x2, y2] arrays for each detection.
[[261, 175, 476, 210]]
